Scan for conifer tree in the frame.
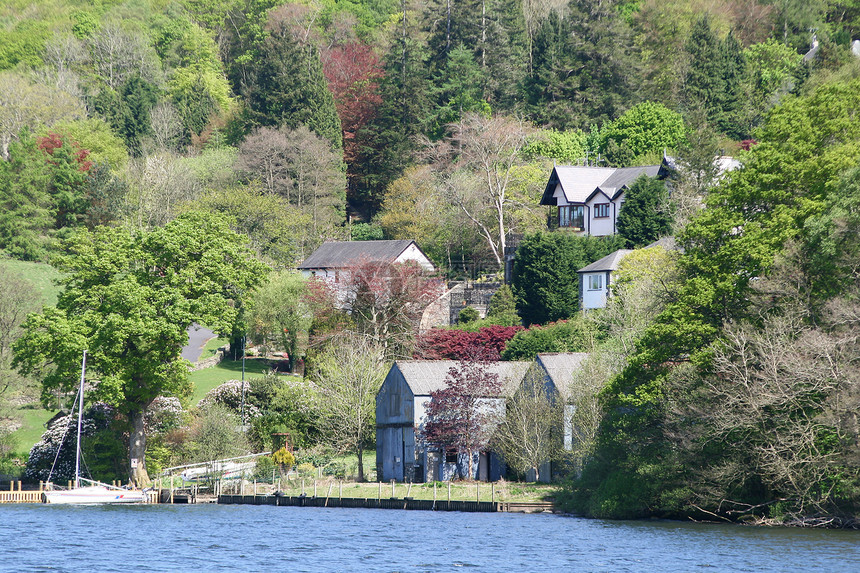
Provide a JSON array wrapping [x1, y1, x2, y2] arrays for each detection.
[[243, 20, 342, 150], [616, 175, 672, 248]]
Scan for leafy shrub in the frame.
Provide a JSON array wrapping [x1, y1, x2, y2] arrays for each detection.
[[416, 325, 524, 360], [501, 317, 604, 360], [458, 306, 479, 324]]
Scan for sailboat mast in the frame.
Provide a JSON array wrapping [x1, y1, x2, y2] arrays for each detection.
[[74, 350, 87, 489]]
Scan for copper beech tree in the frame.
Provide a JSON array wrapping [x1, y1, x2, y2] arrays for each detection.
[[420, 359, 501, 479]]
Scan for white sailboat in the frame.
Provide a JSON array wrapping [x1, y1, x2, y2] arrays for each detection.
[[42, 351, 148, 505]]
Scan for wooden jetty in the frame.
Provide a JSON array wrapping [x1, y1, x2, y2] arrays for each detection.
[[219, 494, 555, 513]]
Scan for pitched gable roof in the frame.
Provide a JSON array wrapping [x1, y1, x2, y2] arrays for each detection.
[[298, 240, 422, 270], [597, 165, 661, 196], [540, 165, 661, 206], [534, 353, 589, 400], [577, 249, 633, 273], [393, 360, 531, 397]]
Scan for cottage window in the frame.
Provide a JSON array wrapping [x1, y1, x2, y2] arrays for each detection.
[[587, 274, 603, 291], [594, 203, 610, 218], [558, 205, 584, 230], [445, 451, 458, 464]]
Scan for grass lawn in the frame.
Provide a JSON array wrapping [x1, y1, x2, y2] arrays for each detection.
[[199, 337, 229, 361], [8, 406, 59, 456], [270, 478, 557, 503], [189, 358, 274, 404], [0, 258, 64, 307]]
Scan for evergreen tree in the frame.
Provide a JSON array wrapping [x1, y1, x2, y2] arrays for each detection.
[[683, 18, 747, 139], [243, 22, 342, 150], [525, 0, 639, 129], [683, 15, 722, 120], [428, 46, 490, 139], [511, 232, 625, 325], [355, 5, 431, 211], [616, 176, 672, 248], [715, 32, 746, 139], [0, 131, 53, 260]]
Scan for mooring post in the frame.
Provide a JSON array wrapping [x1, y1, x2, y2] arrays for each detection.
[[391, 479, 395, 498], [492, 483, 495, 503], [476, 482, 479, 502], [378, 481, 381, 501], [434, 481, 437, 502], [448, 481, 451, 502], [339, 480, 342, 499], [314, 480, 317, 497], [302, 479, 305, 496]]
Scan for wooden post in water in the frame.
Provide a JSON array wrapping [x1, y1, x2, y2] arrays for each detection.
[[448, 481, 451, 502], [301, 479, 305, 496], [378, 481, 381, 501], [391, 479, 395, 499]]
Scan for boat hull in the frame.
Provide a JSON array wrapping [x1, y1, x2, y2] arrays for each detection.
[[42, 486, 148, 505]]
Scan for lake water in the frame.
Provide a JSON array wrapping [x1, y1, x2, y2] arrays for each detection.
[[1, 504, 858, 572]]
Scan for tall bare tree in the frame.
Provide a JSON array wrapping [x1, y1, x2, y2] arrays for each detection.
[[309, 333, 387, 481], [434, 113, 533, 269], [492, 369, 563, 482]]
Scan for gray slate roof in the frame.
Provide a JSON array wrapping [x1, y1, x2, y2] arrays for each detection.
[[298, 240, 418, 270], [394, 360, 531, 397], [534, 353, 589, 400], [577, 249, 633, 273], [540, 165, 660, 205], [598, 165, 661, 199]]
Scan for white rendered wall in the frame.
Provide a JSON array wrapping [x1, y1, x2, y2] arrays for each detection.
[[581, 272, 608, 309]]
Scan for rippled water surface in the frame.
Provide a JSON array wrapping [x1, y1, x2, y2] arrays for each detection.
[[1, 504, 858, 572]]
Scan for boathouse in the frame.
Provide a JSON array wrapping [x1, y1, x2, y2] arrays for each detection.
[[375, 360, 530, 483]]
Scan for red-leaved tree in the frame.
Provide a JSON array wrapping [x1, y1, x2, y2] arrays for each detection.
[[322, 41, 383, 202], [415, 325, 524, 361], [420, 359, 502, 479]]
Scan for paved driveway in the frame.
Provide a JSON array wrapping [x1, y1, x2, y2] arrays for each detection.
[[182, 324, 216, 363]]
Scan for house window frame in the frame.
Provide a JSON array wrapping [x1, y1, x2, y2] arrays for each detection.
[[587, 273, 603, 291], [558, 205, 585, 230], [594, 203, 610, 219]]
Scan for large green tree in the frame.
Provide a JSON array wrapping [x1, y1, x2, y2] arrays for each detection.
[[511, 232, 625, 325], [616, 175, 672, 248], [14, 212, 267, 486], [568, 77, 860, 521], [242, 15, 342, 149]]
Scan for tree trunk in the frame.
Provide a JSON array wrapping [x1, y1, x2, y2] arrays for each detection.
[[356, 447, 365, 482], [129, 407, 150, 487]]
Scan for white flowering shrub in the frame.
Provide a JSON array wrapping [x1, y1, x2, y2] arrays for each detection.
[[25, 403, 115, 483], [198, 380, 262, 419], [145, 396, 183, 433]]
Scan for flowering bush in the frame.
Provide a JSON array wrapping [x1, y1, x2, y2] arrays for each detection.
[[198, 380, 262, 419], [25, 403, 115, 483], [145, 396, 183, 434]]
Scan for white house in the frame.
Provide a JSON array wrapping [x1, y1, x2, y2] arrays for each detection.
[[577, 249, 633, 310], [539, 165, 661, 235], [297, 240, 435, 303]]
